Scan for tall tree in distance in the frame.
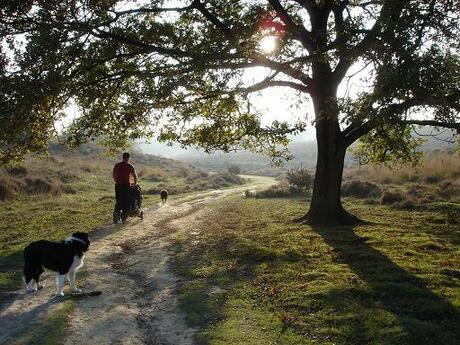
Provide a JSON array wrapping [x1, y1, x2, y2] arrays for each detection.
[[1, 0, 459, 225]]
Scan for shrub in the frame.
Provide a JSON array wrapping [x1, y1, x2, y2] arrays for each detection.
[[436, 181, 459, 200], [286, 166, 313, 193], [63, 185, 78, 194], [80, 166, 94, 173], [365, 198, 379, 205], [390, 199, 417, 210], [24, 177, 62, 196], [342, 180, 382, 198], [138, 167, 166, 181], [57, 170, 80, 183], [425, 175, 441, 184], [175, 168, 189, 178], [0, 182, 10, 201], [381, 177, 392, 184], [227, 164, 241, 175], [256, 182, 292, 198], [446, 210, 460, 224], [244, 189, 256, 198], [185, 171, 209, 183], [0, 176, 24, 200], [381, 190, 405, 205], [407, 184, 423, 197], [6, 166, 28, 177], [208, 173, 245, 187]]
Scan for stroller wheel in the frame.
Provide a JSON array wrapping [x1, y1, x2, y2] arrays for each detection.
[[113, 212, 120, 224], [140, 210, 144, 220]]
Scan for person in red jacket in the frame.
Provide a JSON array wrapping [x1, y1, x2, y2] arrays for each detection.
[[113, 152, 138, 222]]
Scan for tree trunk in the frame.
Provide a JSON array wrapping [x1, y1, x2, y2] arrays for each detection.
[[302, 96, 361, 226]]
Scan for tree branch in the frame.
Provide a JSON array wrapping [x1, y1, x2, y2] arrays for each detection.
[[267, 0, 315, 51], [111, 4, 195, 17], [343, 120, 376, 147], [242, 79, 311, 94], [192, 0, 233, 36], [399, 120, 460, 130], [343, 96, 460, 147], [91, 28, 193, 58], [333, 0, 409, 83], [192, 0, 313, 87]]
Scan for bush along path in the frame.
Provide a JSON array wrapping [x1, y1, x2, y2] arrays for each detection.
[[0, 176, 275, 345]]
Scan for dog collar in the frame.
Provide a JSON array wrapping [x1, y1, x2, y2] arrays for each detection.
[[65, 236, 88, 245]]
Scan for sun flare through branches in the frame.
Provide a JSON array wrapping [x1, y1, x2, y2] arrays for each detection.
[[259, 35, 277, 53]]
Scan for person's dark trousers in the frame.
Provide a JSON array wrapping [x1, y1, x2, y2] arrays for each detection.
[[114, 183, 131, 215]]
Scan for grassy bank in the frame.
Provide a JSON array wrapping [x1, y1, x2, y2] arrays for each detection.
[[173, 196, 460, 345]]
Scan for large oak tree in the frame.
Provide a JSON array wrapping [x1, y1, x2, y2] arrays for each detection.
[[1, 0, 460, 225]]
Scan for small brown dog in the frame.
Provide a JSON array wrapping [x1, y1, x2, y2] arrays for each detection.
[[160, 189, 168, 204]]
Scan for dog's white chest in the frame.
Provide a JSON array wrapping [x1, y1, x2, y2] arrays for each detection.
[[70, 255, 84, 271]]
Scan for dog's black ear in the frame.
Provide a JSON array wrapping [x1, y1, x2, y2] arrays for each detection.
[[72, 232, 90, 244]]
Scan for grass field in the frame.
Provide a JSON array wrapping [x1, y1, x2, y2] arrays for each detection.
[[173, 196, 460, 345]]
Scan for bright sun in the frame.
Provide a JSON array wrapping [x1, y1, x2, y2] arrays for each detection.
[[259, 36, 277, 53]]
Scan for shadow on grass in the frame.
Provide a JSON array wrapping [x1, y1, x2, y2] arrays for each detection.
[[0, 298, 54, 342], [0, 296, 73, 345], [174, 233, 306, 329], [310, 225, 460, 345], [0, 250, 24, 311]]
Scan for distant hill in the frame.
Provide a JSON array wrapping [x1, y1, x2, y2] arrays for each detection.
[[140, 127, 457, 176], [48, 141, 201, 176], [165, 140, 358, 177], [0, 141, 245, 202]]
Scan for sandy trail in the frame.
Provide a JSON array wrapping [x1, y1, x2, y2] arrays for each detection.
[[0, 176, 275, 345]]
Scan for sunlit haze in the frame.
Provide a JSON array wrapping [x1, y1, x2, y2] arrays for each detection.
[[259, 36, 277, 54]]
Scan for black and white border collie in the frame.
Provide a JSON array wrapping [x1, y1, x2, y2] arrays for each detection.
[[23, 232, 90, 297]]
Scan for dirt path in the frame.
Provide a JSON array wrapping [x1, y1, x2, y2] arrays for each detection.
[[0, 176, 275, 345]]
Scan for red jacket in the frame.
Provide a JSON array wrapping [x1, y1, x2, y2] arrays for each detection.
[[113, 161, 136, 185]]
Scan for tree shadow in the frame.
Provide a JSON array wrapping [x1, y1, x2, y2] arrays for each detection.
[[173, 232, 307, 327], [0, 296, 57, 344], [310, 225, 460, 344], [0, 250, 23, 311]]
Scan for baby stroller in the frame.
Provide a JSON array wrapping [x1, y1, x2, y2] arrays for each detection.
[[113, 184, 144, 224]]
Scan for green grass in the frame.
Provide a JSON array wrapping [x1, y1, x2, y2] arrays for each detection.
[[173, 196, 460, 345]]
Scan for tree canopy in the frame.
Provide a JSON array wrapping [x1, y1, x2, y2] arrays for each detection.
[[2, 0, 459, 164]]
